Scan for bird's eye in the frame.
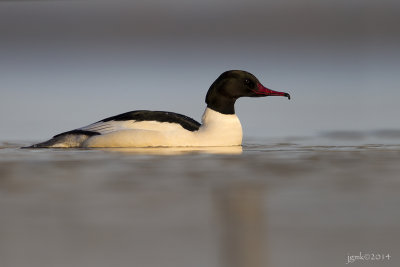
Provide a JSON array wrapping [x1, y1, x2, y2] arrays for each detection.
[[244, 79, 255, 89]]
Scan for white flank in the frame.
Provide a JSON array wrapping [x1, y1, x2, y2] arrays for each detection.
[[82, 108, 243, 147]]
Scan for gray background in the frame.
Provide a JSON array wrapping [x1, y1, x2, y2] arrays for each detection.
[[1, 0, 399, 140]]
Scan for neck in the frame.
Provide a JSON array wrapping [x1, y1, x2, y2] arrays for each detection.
[[206, 96, 236, 114]]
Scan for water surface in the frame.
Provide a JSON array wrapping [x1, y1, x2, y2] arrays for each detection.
[[1, 137, 399, 267]]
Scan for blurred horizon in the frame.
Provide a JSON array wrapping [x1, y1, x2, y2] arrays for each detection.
[[1, 0, 399, 140]]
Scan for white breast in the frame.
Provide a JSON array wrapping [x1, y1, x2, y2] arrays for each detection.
[[193, 108, 243, 146]]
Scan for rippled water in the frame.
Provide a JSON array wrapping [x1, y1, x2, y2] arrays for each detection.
[[1, 136, 399, 267]]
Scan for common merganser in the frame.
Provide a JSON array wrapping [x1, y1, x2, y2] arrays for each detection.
[[28, 70, 290, 148]]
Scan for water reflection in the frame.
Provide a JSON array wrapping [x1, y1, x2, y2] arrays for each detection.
[[92, 146, 243, 155], [215, 184, 267, 267]]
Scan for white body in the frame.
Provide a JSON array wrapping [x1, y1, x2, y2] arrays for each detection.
[[53, 108, 243, 148]]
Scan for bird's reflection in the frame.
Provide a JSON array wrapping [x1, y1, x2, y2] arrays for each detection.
[[91, 146, 243, 155], [215, 184, 268, 267]]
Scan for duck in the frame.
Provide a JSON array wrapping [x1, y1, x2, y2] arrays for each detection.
[[28, 70, 290, 148]]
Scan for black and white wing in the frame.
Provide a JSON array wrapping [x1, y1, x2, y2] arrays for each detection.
[[27, 110, 201, 148], [57, 110, 201, 137]]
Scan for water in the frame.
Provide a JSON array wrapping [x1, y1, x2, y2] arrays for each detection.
[[1, 136, 399, 267]]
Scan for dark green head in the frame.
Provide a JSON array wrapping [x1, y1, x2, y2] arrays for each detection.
[[205, 70, 290, 114]]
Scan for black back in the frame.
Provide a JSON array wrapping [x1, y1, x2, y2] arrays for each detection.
[[100, 110, 201, 131], [53, 129, 100, 138]]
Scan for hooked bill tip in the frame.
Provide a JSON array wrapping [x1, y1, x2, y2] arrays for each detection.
[[284, 93, 291, 100]]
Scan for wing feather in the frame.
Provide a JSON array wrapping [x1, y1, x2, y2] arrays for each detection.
[[54, 110, 201, 137], [79, 120, 133, 135]]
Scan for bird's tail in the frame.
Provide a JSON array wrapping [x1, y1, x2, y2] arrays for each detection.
[[22, 133, 92, 148]]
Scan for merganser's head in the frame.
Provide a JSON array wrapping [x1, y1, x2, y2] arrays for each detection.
[[205, 70, 290, 114]]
